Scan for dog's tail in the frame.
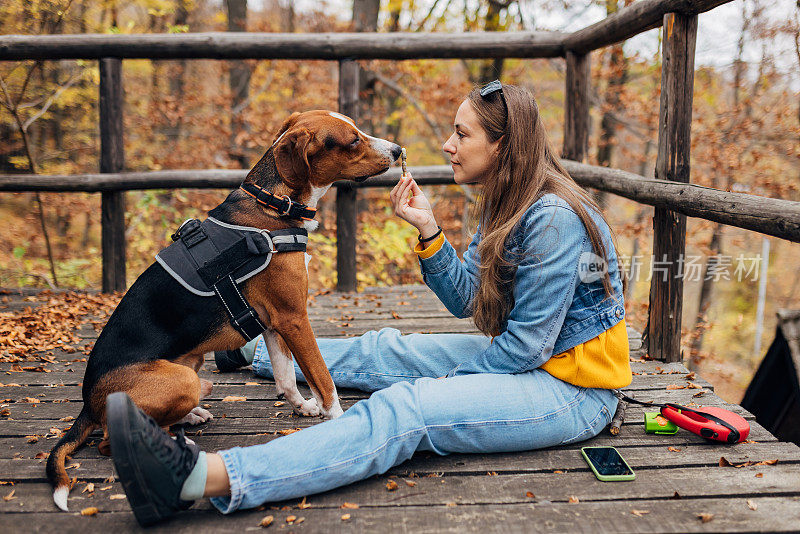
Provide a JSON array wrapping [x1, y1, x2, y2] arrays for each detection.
[[46, 407, 97, 511]]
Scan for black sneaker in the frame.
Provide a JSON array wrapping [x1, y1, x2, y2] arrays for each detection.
[[214, 348, 249, 372], [106, 392, 200, 527]]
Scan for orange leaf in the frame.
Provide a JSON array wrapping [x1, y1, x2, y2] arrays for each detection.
[[386, 480, 399, 491], [259, 515, 274, 527], [341, 513, 351, 521], [696, 513, 714, 523], [568, 495, 579, 503], [222, 396, 247, 402], [80, 507, 98, 516], [341, 502, 360, 509]]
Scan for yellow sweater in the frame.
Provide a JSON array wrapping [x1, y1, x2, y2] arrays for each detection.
[[415, 234, 632, 389]]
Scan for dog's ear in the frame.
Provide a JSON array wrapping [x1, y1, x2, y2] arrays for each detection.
[[274, 127, 314, 186], [273, 112, 301, 145]]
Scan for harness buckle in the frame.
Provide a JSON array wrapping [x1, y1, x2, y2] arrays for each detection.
[[258, 230, 276, 254], [278, 195, 293, 216], [172, 218, 207, 247]]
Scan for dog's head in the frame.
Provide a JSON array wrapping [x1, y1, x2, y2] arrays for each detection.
[[262, 110, 402, 190]]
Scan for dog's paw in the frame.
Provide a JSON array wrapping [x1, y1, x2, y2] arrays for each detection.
[[321, 404, 344, 420], [292, 397, 321, 417], [177, 406, 214, 426]]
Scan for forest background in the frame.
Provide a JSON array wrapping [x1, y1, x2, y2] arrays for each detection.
[[1, 0, 798, 403]]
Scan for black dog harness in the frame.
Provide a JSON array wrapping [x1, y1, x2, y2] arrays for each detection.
[[155, 217, 308, 341]]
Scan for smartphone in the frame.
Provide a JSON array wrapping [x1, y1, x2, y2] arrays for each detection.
[[580, 446, 636, 482]]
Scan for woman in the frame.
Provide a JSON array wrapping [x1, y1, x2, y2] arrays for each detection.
[[106, 81, 631, 526]]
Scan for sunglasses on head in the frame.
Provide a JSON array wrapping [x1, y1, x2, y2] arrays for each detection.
[[480, 79, 507, 111]]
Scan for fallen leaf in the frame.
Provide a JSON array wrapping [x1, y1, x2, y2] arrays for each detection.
[[671, 491, 682, 499], [59, 416, 75, 422], [553, 470, 565, 474], [278, 428, 301, 436], [692, 390, 706, 398], [391, 311, 401, 319], [341, 502, 360, 509], [222, 396, 247, 402], [66, 462, 80, 470], [486, 471, 497, 476], [755, 473, 763, 478], [446, 502, 457, 507], [286, 515, 297, 523], [697, 513, 714, 523], [631, 510, 650, 517], [109, 494, 126, 500], [297, 497, 310, 509], [684, 372, 696, 380], [719, 457, 732, 467], [754, 459, 778, 466], [21, 397, 40, 403], [667, 447, 681, 452], [526, 491, 535, 498], [666, 384, 684, 390], [747, 499, 758, 511], [3, 489, 16, 501], [80, 507, 98, 516], [295, 517, 305, 524], [273, 401, 286, 407], [341, 513, 351, 521], [81, 483, 95, 494], [244, 382, 260, 386], [386, 480, 399, 491], [568, 495, 579, 503], [26, 435, 38, 443], [686, 382, 702, 389], [34, 452, 49, 459], [99, 485, 112, 490], [259, 515, 274, 527], [405, 480, 416, 487]]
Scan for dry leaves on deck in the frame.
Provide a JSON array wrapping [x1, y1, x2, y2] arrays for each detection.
[[259, 515, 274, 527], [719, 457, 778, 468], [0, 291, 121, 361], [222, 396, 247, 402], [80, 507, 99, 516], [696, 513, 714, 523]]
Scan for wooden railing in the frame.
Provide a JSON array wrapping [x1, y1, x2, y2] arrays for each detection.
[[4, 0, 799, 364]]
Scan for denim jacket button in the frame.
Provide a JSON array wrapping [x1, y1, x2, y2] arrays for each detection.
[[615, 308, 622, 318]]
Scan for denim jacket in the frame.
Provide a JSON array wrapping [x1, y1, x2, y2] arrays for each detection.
[[419, 194, 626, 377]]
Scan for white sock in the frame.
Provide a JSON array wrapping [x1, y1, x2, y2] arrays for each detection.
[[179, 451, 207, 501], [240, 337, 260, 364]]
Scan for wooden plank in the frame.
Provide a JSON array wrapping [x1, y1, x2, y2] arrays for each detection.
[[3, 463, 798, 511], [99, 58, 126, 293], [335, 59, 359, 293], [0, 31, 566, 61], [562, 51, 590, 162], [646, 13, 698, 362], [2, 496, 800, 533]]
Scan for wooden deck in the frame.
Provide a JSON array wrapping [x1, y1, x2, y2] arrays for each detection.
[[2, 285, 800, 533]]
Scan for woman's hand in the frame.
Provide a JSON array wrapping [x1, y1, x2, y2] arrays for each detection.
[[390, 173, 439, 238]]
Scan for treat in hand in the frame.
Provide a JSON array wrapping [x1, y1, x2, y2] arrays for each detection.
[[401, 147, 407, 178]]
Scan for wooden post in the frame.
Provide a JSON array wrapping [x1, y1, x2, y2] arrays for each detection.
[[336, 59, 359, 292], [562, 50, 590, 162], [646, 13, 698, 362], [99, 58, 126, 292]]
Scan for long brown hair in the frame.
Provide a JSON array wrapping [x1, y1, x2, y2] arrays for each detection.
[[468, 84, 617, 337]]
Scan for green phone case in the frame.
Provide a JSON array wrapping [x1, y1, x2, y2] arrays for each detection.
[[581, 446, 636, 482]]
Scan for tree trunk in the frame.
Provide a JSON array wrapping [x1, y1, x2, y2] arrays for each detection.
[[226, 0, 251, 168]]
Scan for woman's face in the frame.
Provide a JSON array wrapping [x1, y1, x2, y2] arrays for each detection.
[[443, 100, 500, 185]]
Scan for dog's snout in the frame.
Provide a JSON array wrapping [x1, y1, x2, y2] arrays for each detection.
[[390, 144, 402, 162]]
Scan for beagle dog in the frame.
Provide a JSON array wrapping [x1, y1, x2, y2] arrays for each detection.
[[47, 110, 402, 511]]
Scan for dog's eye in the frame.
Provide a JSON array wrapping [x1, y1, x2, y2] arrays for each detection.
[[348, 138, 360, 149], [324, 136, 338, 150]]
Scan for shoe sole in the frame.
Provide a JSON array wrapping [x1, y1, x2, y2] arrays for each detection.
[[107, 392, 166, 527]]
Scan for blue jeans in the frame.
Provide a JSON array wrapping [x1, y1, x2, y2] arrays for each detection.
[[210, 328, 617, 513]]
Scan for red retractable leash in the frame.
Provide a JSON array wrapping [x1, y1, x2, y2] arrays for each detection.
[[615, 392, 750, 444]]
